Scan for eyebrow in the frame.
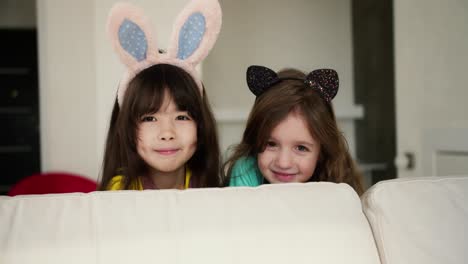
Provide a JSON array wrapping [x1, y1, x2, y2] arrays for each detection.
[[293, 140, 315, 146], [156, 108, 190, 114], [268, 137, 315, 147]]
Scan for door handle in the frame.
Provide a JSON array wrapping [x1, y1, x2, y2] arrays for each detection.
[[395, 152, 415, 170]]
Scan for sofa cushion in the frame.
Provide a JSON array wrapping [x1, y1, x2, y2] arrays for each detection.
[[362, 176, 468, 264], [0, 182, 380, 264]]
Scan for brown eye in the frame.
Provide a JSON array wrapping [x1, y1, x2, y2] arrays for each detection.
[[266, 141, 277, 147], [141, 116, 157, 122], [176, 115, 191, 121]]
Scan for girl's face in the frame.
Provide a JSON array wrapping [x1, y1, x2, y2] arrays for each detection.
[[136, 91, 197, 178], [257, 111, 320, 183]]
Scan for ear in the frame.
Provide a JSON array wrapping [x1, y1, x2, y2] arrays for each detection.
[[166, 0, 222, 67], [107, 2, 159, 73]]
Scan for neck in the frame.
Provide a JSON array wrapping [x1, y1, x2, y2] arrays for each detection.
[[148, 167, 185, 189]]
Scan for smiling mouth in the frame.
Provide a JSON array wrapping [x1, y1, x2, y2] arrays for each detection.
[[155, 149, 180, 155], [272, 171, 296, 182]]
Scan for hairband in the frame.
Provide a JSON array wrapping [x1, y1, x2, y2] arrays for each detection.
[[246, 65, 339, 102], [107, 0, 222, 106]]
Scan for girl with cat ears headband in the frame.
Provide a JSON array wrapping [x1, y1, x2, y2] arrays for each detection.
[[99, 0, 223, 191], [224, 66, 364, 195]]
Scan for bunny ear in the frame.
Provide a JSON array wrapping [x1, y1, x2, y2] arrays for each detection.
[[167, 0, 222, 66], [107, 2, 159, 72]]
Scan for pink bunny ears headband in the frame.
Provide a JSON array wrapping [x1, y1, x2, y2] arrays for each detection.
[[107, 0, 222, 106], [246, 66, 339, 102]]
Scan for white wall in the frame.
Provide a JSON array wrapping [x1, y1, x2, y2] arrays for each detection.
[[394, 0, 468, 177], [37, 0, 97, 179], [37, 0, 360, 181]]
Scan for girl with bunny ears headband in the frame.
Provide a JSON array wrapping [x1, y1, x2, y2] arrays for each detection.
[[99, 0, 223, 190]]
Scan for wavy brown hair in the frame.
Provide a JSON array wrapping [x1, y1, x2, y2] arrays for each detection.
[[224, 69, 364, 195], [99, 64, 221, 190]]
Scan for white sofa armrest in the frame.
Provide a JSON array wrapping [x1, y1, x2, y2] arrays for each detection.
[[362, 176, 468, 264]]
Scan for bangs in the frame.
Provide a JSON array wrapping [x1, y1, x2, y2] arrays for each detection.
[[252, 97, 312, 154], [133, 79, 165, 118], [167, 81, 201, 119], [252, 107, 291, 153], [127, 64, 202, 122]]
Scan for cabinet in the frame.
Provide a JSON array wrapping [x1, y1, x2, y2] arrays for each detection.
[[0, 29, 40, 194]]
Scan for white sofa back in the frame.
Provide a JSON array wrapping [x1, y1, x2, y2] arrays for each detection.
[[2, 176, 468, 264], [0, 183, 380, 264], [362, 176, 468, 264]]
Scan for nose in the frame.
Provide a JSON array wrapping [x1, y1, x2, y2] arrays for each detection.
[[158, 120, 175, 141], [274, 149, 293, 169]]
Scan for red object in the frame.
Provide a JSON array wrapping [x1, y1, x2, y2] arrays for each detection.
[[7, 172, 97, 196]]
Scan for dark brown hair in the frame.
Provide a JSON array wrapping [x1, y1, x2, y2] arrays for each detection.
[[99, 64, 221, 190], [224, 69, 364, 195]]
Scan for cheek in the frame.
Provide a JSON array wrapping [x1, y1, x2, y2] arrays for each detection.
[[257, 152, 271, 172], [300, 153, 320, 176], [183, 124, 198, 148], [191, 124, 198, 145], [137, 124, 152, 138], [136, 135, 148, 155], [135, 139, 145, 160], [301, 160, 317, 176], [135, 127, 142, 147], [136, 128, 150, 146]]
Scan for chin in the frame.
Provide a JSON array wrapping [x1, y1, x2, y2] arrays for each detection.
[[159, 167, 182, 173]]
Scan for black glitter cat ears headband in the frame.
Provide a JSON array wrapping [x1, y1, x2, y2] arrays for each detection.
[[246, 65, 339, 102]]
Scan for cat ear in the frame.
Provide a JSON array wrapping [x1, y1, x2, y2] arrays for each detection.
[[107, 2, 159, 73], [246, 66, 280, 96], [306, 69, 339, 102], [166, 0, 222, 67]]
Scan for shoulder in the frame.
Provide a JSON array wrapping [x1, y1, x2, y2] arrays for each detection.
[[106, 175, 125, 190], [231, 156, 256, 172], [229, 156, 263, 187], [106, 175, 142, 190]]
